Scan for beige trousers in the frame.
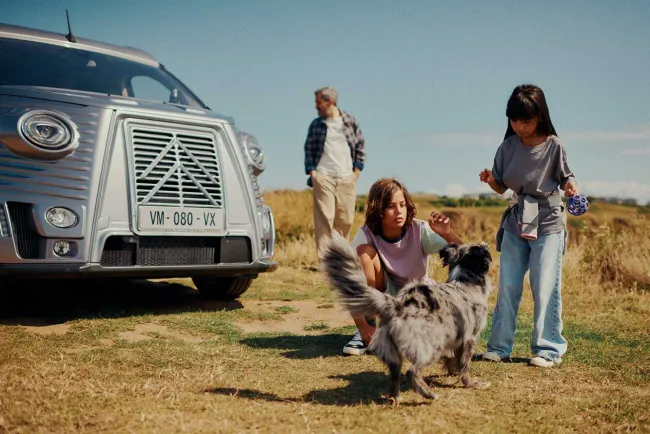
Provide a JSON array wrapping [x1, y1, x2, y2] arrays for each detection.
[[312, 171, 358, 255]]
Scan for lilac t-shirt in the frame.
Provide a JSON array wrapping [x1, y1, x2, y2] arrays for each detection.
[[351, 219, 448, 291]]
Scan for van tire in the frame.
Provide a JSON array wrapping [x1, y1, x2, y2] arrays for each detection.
[[192, 276, 253, 300]]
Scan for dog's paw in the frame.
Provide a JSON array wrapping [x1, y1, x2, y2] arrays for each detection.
[[463, 379, 491, 389], [387, 395, 402, 406], [421, 390, 440, 400], [413, 386, 439, 400]]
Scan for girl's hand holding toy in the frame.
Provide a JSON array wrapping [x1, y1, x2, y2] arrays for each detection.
[[563, 179, 578, 197], [563, 179, 587, 216]]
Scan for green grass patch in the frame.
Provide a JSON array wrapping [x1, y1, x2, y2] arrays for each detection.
[[303, 321, 330, 331], [1, 270, 649, 433], [274, 305, 299, 315]]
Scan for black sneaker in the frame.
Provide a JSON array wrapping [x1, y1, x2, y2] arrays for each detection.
[[342, 330, 368, 355]]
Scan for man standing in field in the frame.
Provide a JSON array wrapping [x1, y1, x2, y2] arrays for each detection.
[[304, 87, 366, 255]]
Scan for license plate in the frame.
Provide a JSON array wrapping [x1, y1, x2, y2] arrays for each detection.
[[138, 206, 224, 231]]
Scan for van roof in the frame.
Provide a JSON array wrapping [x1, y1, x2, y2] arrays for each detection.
[[0, 22, 159, 67]]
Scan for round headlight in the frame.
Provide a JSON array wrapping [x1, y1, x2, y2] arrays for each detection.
[[20, 113, 74, 150], [237, 131, 267, 175], [45, 207, 78, 228], [53, 240, 71, 256], [247, 145, 264, 165], [261, 211, 271, 233]]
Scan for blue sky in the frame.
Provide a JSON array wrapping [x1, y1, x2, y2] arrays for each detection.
[[3, 0, 650, 203]]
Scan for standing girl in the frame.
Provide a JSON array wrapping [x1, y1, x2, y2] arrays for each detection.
[[479, 84, 578, 367], [341, 178, 464, 355]]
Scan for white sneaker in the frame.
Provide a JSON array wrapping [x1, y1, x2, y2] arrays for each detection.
[[481, 351, 503, 362], [342, 330, 368, 355], [529, 356, 561, 367]]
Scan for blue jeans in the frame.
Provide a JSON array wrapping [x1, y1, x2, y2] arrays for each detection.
[[487, 229, 567, 361]]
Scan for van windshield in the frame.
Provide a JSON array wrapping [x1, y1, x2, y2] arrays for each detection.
[[0, 37, 207, 109]]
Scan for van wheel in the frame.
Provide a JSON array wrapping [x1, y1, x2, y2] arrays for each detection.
[[192, 276, 253, 300]]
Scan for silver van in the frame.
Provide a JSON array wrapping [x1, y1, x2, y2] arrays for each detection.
[[0, 23, 277, 299]]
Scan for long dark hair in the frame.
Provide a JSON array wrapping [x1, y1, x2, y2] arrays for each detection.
[[503, 84, 558, 140], [365, 178, 417, 235]]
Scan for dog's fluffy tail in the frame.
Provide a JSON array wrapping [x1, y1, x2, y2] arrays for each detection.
[[320, 231, 393, 319]]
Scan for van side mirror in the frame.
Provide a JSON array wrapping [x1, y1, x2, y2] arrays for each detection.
[[169, 88, 179, 104]]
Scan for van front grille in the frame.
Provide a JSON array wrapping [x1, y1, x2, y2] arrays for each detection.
[[129, 124, 223, 208], [100, 236, 251, 267]]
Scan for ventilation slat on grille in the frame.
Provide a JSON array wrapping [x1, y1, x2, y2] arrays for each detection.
[[7, 202, 41, 259], [133, 132, 173, 141]]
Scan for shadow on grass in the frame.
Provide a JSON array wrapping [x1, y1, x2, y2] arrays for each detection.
[[0, 278, 243, 323], [241, 333, 534, 363], [240, 332, 347, 359], [206, 371, 442, 406], [471, 354, 531, 364]]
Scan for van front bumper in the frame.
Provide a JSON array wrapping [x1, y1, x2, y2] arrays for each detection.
[[0, 260, 278, 279]]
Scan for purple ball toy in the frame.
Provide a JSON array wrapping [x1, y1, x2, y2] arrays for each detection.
[[567, 195, 589, 216]]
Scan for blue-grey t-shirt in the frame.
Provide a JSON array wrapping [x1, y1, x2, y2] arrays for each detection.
[[492, 135, 575, 237]]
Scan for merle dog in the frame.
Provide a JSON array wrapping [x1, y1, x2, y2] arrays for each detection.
[[321, 232, 493, 401]]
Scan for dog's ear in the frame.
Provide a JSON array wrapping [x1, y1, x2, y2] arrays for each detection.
[[439, 243, 459, 268], [477, 242, 492, 263]]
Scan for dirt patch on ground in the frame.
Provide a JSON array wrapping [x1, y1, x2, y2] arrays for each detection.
[[22, 323, 71, 336], [118, 323, 205, 343], [236, 300, 352, 334]]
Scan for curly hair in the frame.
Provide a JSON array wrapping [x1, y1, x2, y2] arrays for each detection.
[[364, 178, 417, 235]]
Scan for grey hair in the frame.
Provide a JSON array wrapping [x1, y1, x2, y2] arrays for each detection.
[[315, 87, 338, 104]]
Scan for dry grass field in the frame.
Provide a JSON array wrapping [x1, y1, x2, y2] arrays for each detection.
[[1, 189, 649, 433]]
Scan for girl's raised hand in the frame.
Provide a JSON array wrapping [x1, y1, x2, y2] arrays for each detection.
[[428, 211, 451, 236], [479, 168, 494, 184]]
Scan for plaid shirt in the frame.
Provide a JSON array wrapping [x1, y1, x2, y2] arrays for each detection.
[[303, 109, 366, 175]]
